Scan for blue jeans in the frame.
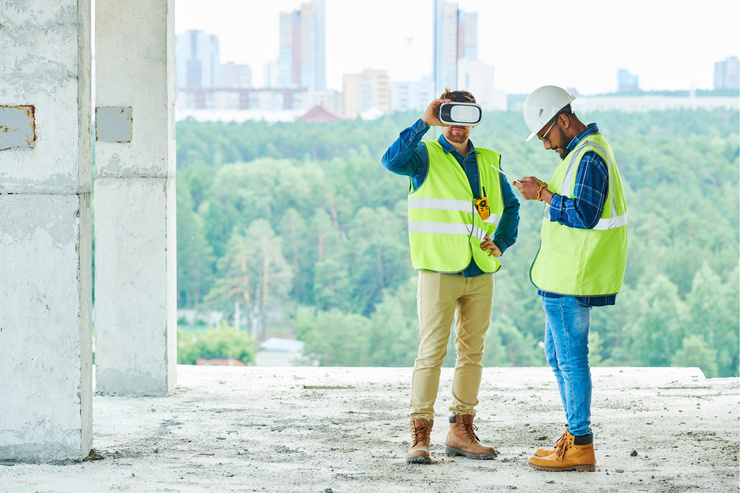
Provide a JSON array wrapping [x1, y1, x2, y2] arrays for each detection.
[[542, 296, 592, 437]]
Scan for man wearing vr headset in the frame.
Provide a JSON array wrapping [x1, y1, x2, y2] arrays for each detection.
[[382, 88, 520, 464]]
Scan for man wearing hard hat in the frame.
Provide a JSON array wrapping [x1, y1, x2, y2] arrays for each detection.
[[514, 85, 628, 472], [382, 88, 520, 464]]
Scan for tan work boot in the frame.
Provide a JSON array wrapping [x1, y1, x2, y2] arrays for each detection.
[[444, 414, 498, 459], [535, 425, 569, 457], [528, 431, 596, 472], [406, 418, 433, 464]]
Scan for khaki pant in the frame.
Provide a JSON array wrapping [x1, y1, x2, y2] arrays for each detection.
[[409, 271, 494, 421]]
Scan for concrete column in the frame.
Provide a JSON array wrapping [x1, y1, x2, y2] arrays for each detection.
[[0, 2, 93, 460], [94, 0, 176, 394]]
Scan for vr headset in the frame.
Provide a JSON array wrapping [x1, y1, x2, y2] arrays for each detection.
[[439, 92, 482, 126]]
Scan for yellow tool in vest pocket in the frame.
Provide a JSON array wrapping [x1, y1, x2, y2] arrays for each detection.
[[475, 187, 490, 220]]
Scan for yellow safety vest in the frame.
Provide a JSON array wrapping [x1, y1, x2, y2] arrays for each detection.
[[408, 139, 504, 273], [530, 132, 628, 295]]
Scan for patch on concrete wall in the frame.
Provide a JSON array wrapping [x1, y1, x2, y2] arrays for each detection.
[[96, 106, 133, 143], [0, 105, 36, 151]]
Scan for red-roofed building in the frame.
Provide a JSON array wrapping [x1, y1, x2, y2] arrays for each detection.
[[297, 102, 342, 122]]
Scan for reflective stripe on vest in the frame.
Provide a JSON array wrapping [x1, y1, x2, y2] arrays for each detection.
[[408, 197, 502, 227], [408, 140, 504, 273], [407, 220, 491, 242]]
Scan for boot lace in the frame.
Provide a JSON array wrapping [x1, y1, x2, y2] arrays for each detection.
[[554, 436, 571, 462], [459, 419, 479, 443], [412, 422, 430, 446], [553, 431, 567, 449]]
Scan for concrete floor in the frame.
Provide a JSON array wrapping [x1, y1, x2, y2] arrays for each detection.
[[1, 365, 738, 492]]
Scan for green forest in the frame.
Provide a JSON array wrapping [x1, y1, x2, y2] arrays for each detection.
[[175, 107, 740, 377]]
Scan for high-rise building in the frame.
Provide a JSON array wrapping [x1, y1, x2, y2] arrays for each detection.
[[617, 68, 639, 92], [714, 56, 739, 90], [343, 69, 391, 119], [457, 10, 478, 61], [433, 0, 478, 96], [277, 10, 299, 88], [277, 0, 326, 91], [314, 0, 326, 91], [175, 30, 221, 89]]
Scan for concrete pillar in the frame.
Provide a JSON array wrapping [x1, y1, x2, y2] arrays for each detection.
[[94, 0, 176, 394], [0, 1, 93, 460]]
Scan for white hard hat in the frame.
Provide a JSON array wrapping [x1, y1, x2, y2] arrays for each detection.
[[523, 85, 576, 141]]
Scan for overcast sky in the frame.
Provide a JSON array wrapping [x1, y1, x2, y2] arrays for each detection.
[[175, 0, 740, 95]]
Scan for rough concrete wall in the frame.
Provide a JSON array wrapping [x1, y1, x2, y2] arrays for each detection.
[[94, 0, 176, 395], [94, 179, 171, 392], [0, 1, 92, 460]]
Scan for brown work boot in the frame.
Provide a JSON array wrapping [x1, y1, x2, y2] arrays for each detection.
[[444, 414, 498, 459], [535, 425, 569, 457], [406, 418, 433, 464], [528, 431, 596, 472]]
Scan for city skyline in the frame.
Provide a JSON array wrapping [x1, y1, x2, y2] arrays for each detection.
[[174, 0, 739, 96]]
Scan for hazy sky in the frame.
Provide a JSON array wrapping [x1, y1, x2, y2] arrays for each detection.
[[175, 0, 740, 95]]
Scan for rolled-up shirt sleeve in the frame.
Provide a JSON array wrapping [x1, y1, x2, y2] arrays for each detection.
[[548, 151, 609, 229]]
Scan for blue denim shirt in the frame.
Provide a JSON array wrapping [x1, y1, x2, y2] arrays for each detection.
[[382, 119, 520, 277], [539, 123, 616, 306]]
